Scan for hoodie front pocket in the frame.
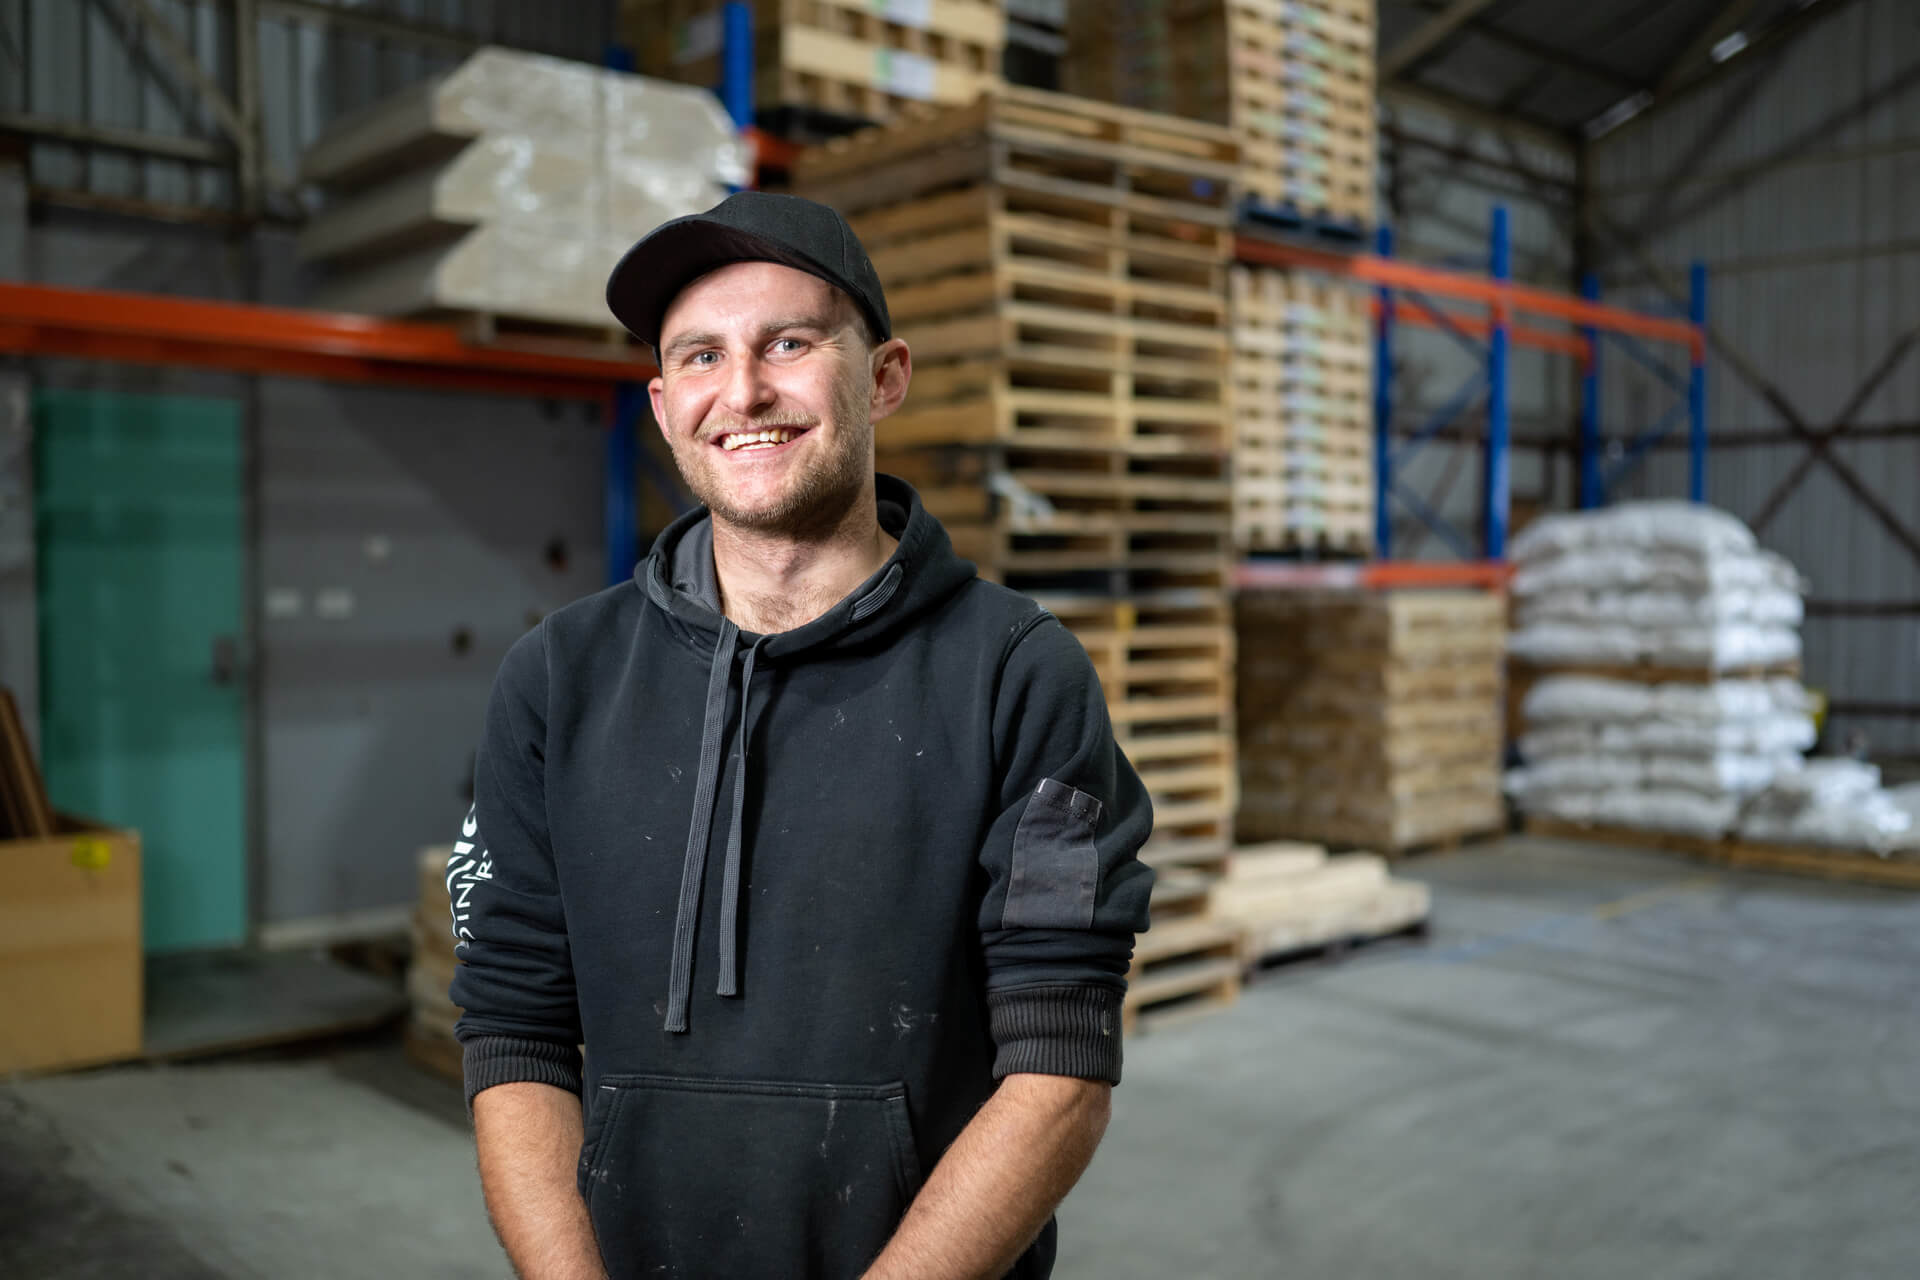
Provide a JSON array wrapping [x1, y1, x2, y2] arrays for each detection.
[[583, 1074, 923, 1280]]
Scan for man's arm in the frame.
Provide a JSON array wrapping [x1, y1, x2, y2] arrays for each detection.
[[473, 1082, 606, 1280], [862, 1074, 1111, 1280]]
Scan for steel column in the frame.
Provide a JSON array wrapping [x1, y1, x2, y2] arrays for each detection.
[[1579, 273, 1602, 508], [1688, 260, 1708, 502], [1484, 206, 1511, 558], [1374, 224, 1395, 557], [607, 384, 643, 586], [721, 1, 754, 128]]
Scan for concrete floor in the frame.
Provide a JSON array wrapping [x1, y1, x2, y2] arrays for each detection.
[[7, 834, 1920, 1279]]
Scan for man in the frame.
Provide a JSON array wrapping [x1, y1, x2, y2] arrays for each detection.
[[448, 191, 1155, 1280]]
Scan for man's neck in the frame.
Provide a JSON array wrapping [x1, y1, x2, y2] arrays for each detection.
[[710, 493, 899, 635]]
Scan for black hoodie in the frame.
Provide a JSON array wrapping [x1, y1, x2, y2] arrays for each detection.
[[448, 475, 1155, 1279]]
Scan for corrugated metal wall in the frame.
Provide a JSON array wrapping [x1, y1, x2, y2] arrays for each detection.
[[10, 0, 612, 214], [1590, 0, 1920, 754]]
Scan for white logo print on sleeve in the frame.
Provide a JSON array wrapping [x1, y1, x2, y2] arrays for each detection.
[[445, 805, 494, 951]]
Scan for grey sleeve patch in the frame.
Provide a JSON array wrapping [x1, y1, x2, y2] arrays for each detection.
[[1002, 779, 1103, 930]]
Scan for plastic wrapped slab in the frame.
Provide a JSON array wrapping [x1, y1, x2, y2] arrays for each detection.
[[298, 134, 601, 264], [310, 222, 638, 329], [300, 47, 749, 192]]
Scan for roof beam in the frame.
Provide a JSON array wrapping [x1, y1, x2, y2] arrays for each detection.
[[1603, 0, 1866, 146], [1381, 0, 1502, 80], [1404, 1, 1646, 92], [1381, 82, 1575, 161]]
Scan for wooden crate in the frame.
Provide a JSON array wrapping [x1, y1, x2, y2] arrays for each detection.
[[623, 0, 1003, 125], [1236, 589, 1507, 854]]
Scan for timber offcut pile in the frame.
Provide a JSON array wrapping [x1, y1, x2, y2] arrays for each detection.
[[405, 845, 464, 1082], [1238, 588, 1506, 854], [796, 88, 1242, 869], [1209, 840, 1428, 962], [621, 0, 1003, 131], [1064, 0, 1376, 227], [298, 48, 748, 333], [1230, 265, 1373, 554]]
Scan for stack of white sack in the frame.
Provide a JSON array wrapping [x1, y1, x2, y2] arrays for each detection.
[[1509, 501, 1806, 669], [1740, 760, 1920, 856], [1506, 675, 1816, 837]]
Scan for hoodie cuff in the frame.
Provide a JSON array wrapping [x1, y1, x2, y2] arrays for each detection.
[[459, 1033, 584, 1113], [987, 984, 1125, 1084]]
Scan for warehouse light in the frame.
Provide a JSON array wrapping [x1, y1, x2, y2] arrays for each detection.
[[1583, 90, 1654, 139], [1709, 31, 1750, 62]]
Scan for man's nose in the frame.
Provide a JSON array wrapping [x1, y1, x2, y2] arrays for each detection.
[[718, 352, 776, 420]]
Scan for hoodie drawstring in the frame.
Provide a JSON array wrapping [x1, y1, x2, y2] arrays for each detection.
[[664, 621, 768, 1033], [716, 637, 765, 998], [664, 618, 739, 1033]]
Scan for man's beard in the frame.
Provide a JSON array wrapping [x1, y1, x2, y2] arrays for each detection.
[[666, 378, 874, 538]]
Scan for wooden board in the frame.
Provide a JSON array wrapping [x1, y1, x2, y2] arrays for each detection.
[[0, 687, 54, 838], [1523, 817, 1920, 890], [1238, 878, 1431, 967]]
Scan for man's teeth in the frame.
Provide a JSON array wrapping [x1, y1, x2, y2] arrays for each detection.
[[721, 428, 801, 452]]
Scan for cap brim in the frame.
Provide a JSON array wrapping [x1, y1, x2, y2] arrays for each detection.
[[605, 217, 847, 349]]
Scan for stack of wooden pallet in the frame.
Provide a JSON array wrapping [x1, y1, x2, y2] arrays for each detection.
[[1237, 588, 1506, 853], [1064, 0, 1376, 228], [796, 91, 1246, 1016], [622, 0, 1003, 130], [404, 844, 464, 1083], [1230, 264, 1373, 553]]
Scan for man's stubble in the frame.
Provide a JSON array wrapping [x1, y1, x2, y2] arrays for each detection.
[[664, 358, 876, 541]]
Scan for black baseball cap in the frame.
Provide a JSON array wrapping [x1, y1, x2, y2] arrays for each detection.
[[606, 191, 892, 350]]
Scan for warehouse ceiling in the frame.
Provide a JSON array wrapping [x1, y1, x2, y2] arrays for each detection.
[[1376, 0, 1843, 139]]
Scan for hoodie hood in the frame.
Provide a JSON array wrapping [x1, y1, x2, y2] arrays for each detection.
[[633, 474, 977, 1032], [638, 473, 978, 661]]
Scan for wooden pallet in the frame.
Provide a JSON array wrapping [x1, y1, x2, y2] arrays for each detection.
[[1123, 914, 1243, 1032], [626, 0, 1002, 124], [404, 1020, 465, 1085], [1522, 817, 1920, 891]]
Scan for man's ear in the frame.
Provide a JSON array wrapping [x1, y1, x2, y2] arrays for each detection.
[[647, 375, 669, 441], [868, 338, 913, 424]]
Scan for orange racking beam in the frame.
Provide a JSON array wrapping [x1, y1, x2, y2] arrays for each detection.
[[1374, 298, 1589, 359], [0, 283, 655, 400], [1233, 559, 1511, 591], [1235, 237, 1703, 356]]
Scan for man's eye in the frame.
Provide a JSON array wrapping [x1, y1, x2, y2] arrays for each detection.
[[689, 350, 719, 366], [772, 339, 805, 354]]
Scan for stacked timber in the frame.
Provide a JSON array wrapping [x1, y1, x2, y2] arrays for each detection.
[[796, 93, 1246, 1026], [297, 48, 748, 331], [621, 0, 1003, 131], [1229, 265, 1373, 553], [1208, 840, 1428, 962], [1064, 0, 1376, 228], [1237, 588, 1506, 853], [404, 844, 464, 1082]]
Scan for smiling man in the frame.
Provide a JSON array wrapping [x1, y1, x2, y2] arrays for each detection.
[[447, 191, 1155, 1280]]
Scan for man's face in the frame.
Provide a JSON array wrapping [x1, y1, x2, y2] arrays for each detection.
[[648, 262, 880, 536]]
